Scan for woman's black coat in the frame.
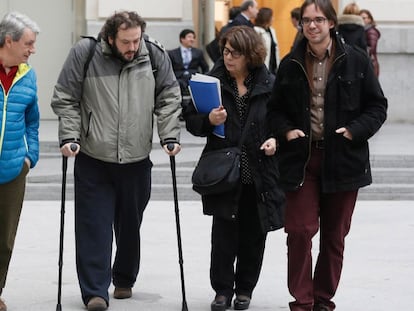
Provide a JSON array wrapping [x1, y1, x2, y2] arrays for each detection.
[[184, 60, 285, 233]]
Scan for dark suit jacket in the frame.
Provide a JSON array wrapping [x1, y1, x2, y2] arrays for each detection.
[[230, 13, 254, 28], [206, 14, 253, 63], [167, 47, 209, 79]]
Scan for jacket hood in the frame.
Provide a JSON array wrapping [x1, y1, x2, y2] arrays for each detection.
[[338, 14, 365, 26]]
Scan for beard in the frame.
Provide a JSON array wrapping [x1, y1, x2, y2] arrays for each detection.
[[110, 44, 137, 63]]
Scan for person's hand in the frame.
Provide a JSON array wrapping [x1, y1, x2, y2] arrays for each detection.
[[336, 127, 353, 140], [60, 143, 80, 157], [163, 143, 181, 156], [260, 138, 277, 156], [209, 105, 227, 126], [286, 129, 305, 141], [24, 157, 31, 168]]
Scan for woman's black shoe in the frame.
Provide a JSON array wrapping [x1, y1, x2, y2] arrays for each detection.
[[211, 295, 231, 311], [234, 295, 251, 310]]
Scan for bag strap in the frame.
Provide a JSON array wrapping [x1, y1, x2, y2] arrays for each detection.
[[81, 34, 157, 79], [80, 36, 97, 79]]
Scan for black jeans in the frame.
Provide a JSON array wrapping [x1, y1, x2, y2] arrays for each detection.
[[74, 152, 152, 304], [210, 184, 266, 300]]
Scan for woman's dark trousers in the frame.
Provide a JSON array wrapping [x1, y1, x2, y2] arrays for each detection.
[[210, 184, 266, 300]]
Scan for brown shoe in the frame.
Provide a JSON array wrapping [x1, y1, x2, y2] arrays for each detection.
[[87, 297, 107, 311], [0, 298, 7, 311], [113, 287, 132, 299]]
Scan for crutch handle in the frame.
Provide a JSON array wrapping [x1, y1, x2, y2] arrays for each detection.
[[167, 143, 175, 152], [70, 143, 78, 152]]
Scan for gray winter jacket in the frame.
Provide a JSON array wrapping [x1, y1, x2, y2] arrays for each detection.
[[51, 36, 181, 163]]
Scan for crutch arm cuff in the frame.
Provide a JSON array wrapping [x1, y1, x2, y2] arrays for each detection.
[[60, 139, 80, 148], [160, 138, 180, 147]]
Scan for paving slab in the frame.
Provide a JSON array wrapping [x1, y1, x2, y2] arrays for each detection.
[[2, 200, 413, 311]]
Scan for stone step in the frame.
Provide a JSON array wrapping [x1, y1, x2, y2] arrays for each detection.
[[372, 168, 414, 183], [25, 153, 414, 201], [358, 184, 414, 200], [369, 155, 414, 168], [39, 152, 414, 168], [27, 169, 414, 186], [24, 183, 200, 201], [24, 182, 414, 201], [27, 167, 195, 184]]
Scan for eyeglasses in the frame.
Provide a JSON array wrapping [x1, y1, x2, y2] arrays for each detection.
[[301, 17, 327, 26], [223, 47, 242, 59]]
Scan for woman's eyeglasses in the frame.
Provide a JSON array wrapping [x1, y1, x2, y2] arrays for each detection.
[[301, 17, 327, 26], [223, 47, 242, 59]]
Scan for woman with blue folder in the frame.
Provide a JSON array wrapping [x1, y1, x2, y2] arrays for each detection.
[[183, 26, 285, 311]]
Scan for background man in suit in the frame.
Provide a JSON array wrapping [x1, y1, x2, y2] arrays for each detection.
[[230, 0, 259, 27], [206, 0, 258, 64], [168, 29, 209, 111], [206, 7, 241, 63]]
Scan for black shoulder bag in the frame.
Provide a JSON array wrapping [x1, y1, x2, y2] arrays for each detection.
[[192, 116, 252, 196]]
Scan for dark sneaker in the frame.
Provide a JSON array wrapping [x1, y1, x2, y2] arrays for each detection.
[[211, 295, 231, 311], [113, 287, 132, 299], [234, 295, 251, 310]]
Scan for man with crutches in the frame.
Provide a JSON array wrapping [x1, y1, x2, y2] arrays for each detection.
[[51, 11, 181, 311]]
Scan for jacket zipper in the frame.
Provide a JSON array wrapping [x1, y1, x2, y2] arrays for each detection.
[[291, 51, 346, 188], [0, 87, 8, 157], [0, 65, 31, 157], [291, 59, 312, 188]]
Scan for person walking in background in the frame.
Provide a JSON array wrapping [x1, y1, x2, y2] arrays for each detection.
[[206, 6, 241, 63], [254, 7, 280, 74], [0, 12, 40, 311], [290, 7, 304, 50], [360, 9, 381, 76], [184, 26, 285, 311], [266, 0, 387, 310], [230, 0, 259, 28], [51, 11, 181, 311], [168, 29, 209, 110], [220, 6, 242, 35], [206, 0, 258, 64], [337, 2, 367, 51]]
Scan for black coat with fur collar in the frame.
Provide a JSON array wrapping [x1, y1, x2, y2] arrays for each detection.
[[338, 14, 368, 51]]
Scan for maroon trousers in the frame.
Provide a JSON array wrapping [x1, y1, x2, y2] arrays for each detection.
[[285, 147, 358, 311]]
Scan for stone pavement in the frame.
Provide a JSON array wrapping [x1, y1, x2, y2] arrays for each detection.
[[3, 201, 414, 311], [1, 120, 414, 310]]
